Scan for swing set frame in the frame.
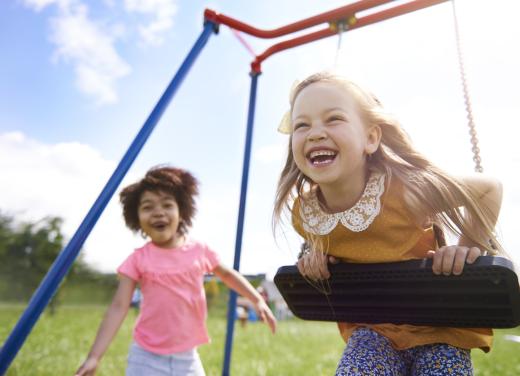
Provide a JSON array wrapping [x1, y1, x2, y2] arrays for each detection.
[[0, 1, 466, 374]]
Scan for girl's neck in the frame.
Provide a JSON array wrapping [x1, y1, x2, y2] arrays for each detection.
[[318, 170, 369, 213], [152, 234, 185, 250]]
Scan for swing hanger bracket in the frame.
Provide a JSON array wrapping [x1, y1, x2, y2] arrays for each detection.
[[329, 16, 357, 33]]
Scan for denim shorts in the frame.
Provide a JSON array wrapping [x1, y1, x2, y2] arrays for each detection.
[[126, 342, 206, 376]]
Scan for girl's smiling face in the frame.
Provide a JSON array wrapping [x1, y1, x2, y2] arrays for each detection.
[[138, 190, 181, 248], [291, 81, 380, 192]]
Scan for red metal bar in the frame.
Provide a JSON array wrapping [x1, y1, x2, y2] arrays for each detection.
[[354, 0, 449, 29], [251, 0, 449, 72], [251, 29, 333, 72], [204, 0, 393, 39]]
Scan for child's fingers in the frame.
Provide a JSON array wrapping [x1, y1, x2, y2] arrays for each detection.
[[265, 310, 277, 333], [298, 252, 331, 281], [297, 254, 317, 280], [452, 247, 469, 275], [301, 256, 318, 280], [430, 248, 444, 275], [453, 246, 481, 274], [75, 367, 92, 376], [431, 246, 482, 276], [318, 254, 330, 279], [466, 247, 481, 263], [441, 246, 457, 275], [74, 368, 87, 376], [75, 358, 97, 376], [256, 304, 277, 334]]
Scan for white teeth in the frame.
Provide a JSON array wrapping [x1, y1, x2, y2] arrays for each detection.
[[309, 150, 336, 158]]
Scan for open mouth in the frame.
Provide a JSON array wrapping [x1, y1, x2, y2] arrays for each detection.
[[307, 149, 337, 166], [151, 222, 168, 231]]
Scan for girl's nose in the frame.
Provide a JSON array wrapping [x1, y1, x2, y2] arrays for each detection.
[[152, 208, 164, 217], [307, 123, 327, 141]]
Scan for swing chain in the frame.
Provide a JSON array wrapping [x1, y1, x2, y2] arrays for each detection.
[[330, 16, 356, 68], [452, 0, 483, 173]]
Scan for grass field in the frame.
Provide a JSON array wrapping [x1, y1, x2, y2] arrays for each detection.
[[1, 305, 519, 375]]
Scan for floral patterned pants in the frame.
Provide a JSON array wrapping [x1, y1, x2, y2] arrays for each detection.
[[336, 327, 473, 375]]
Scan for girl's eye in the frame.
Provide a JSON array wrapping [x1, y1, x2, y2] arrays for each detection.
[[327, 115, 344, 123], [293, 122, 309, 130]]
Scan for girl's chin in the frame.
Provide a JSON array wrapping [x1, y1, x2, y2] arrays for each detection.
[[306, 167, 339, 181], [151, 237, 175, 247]]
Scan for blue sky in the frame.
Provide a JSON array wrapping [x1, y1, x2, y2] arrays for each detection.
[[1, 0, 519, 277]]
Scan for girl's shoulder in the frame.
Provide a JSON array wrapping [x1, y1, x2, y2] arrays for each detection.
[[457, 174, 503, 197], [131, 242, 153, 256], [182, 238, 208, 250], [182, 238, 219, 258]]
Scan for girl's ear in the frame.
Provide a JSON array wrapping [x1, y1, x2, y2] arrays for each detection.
[[365, 124, 382, 155]]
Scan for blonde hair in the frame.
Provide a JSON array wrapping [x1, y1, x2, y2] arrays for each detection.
[[273, 71, 502, 256]]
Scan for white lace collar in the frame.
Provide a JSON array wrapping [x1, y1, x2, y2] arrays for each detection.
[[299, 172, 386, 235]]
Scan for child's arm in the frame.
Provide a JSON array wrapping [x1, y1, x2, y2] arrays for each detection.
[[213, 265, 277, 333], [427, 174, 503, 276], [75, 275, 136, 376], [459, 174, 503, 232]]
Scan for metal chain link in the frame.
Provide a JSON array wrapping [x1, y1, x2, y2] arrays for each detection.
[[452, 0, 483, 173]]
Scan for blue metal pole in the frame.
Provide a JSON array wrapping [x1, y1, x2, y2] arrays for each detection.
[[222, 71, 260, 376], [0, 21, 217, 375]]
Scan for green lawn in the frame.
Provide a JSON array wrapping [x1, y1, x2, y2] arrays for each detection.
[[1, 305, 519, 375]]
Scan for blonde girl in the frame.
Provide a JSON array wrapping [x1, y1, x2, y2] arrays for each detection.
[[76, 166, 276, 376], [274, 72, 503, 375]]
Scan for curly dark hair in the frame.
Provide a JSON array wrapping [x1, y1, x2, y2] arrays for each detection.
[[119, 166, 199, 235]]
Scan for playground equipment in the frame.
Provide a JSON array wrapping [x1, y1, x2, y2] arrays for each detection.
[[1, 1, 494, 374], [274, 256, 520, 328]]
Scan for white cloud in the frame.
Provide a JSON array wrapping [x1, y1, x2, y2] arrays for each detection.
[[0, 131, 139, 272], [49, 2, 131, 104], [22, 0, 62, 11], [22, 0, 131, 105], [22, 0, 180, 104], [124, 0, 177, 46]]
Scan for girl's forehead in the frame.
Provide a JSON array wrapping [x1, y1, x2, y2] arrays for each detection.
[[292, 82, 357, 114], [140, 189, 176, 202]]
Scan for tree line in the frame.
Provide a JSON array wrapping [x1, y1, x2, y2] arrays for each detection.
[[0, 212, 117, 310]]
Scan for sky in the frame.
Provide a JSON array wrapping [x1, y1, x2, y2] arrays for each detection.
[[1, 0, 519, 279]]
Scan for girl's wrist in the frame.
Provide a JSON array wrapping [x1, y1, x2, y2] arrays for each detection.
[[250, 294, 263, 305], [86, 353, 101, 362]]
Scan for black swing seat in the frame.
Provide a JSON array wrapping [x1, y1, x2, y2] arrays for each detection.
[[274, 256, 520, 328]]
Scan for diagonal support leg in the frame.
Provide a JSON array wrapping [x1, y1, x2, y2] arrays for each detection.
[[0, 21, 218, 375]]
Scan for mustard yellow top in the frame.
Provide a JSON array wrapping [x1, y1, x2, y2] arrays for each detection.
[[292, 172, 492, 352]]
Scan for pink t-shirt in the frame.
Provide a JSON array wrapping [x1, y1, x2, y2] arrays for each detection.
[[117, 240, 220, 354]]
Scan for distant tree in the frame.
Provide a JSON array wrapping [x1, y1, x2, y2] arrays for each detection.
[[0, 212, 90, 313]]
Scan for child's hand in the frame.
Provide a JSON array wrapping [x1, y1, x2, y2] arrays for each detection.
[[427, 245, 481, 275], [74, 357, 98, 376], [297, 252, 338, 281], [253, 299, 277, 334]]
